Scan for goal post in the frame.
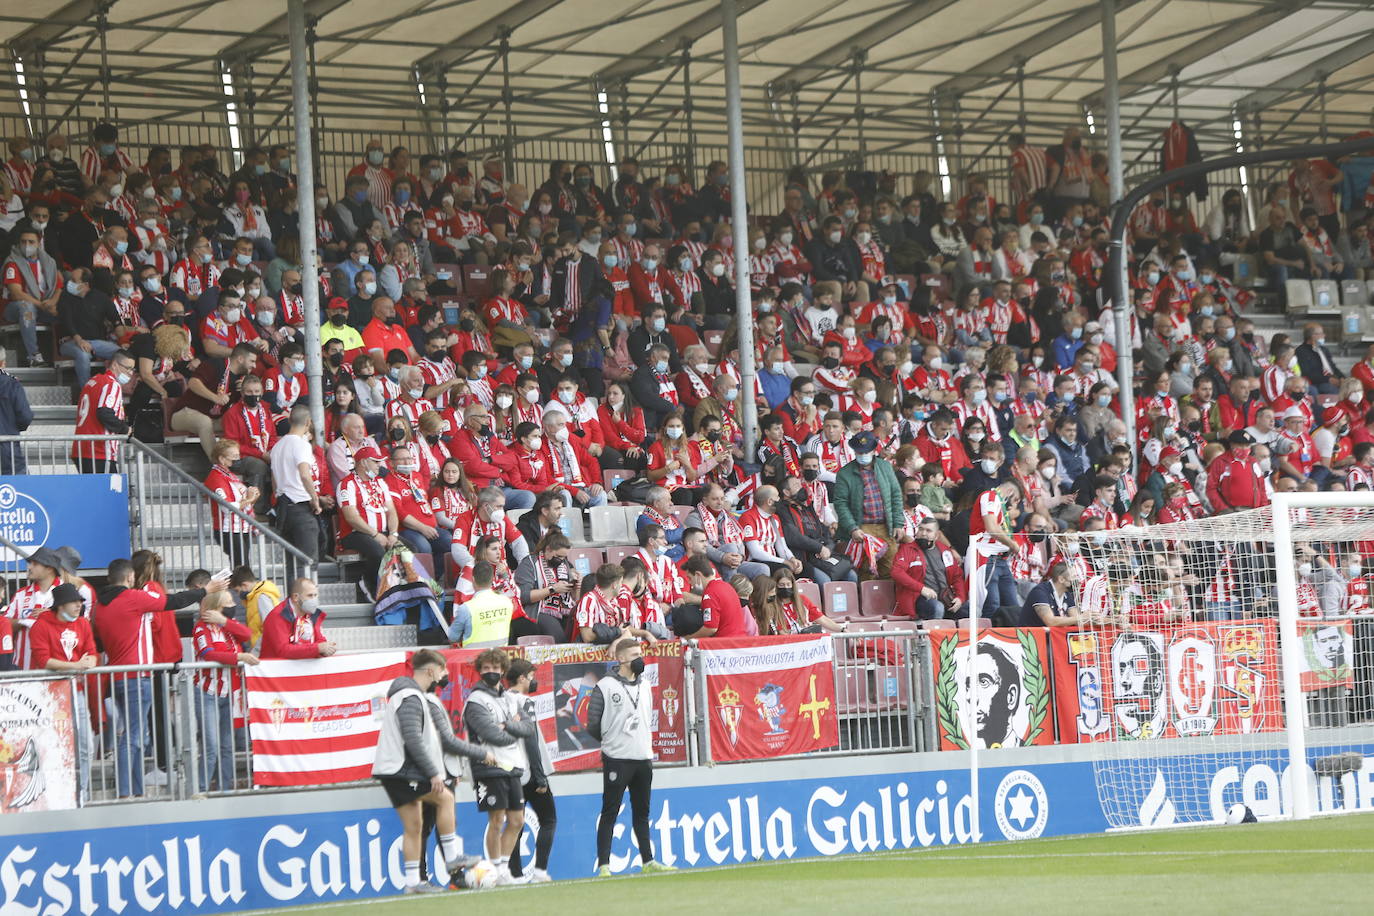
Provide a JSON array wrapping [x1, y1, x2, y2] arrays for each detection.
[[1059, 496, 1374, 830]]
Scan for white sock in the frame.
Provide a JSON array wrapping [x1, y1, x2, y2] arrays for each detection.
[[438, 833, 460, 865], [404, 861, 421, 888], [495, 856, 508, 867]]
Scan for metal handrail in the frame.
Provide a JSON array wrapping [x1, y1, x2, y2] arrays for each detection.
[[0, 435, 315, 571]]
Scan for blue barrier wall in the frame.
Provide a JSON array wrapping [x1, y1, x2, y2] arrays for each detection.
[[2, 743, 1371, 915]]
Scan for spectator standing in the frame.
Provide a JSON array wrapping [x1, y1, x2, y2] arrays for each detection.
[[335, 444, 400, 598], [833, 432, 904, 578], [588, 637, 677, 877], [26, 582, 97, 798], [71, 348, 134, 473], [270, 405, 322, 580], [190, 591, 257, 791], [205, 438, 260, 568], [0, 347, 32, 474]]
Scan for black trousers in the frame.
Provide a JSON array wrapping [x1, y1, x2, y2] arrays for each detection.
[[276, 500, 320, 580], [596, 755, 654, 867], [74, 457, 118, 474], [340, 531, 387, 596], [509, 785, 557, 876]]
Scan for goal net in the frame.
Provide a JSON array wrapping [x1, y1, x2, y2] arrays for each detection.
[[1067, 495, 1374, 829]]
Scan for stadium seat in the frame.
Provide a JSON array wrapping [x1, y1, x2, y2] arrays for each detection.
[[517, 635, 554, 646], [919, 618, 956, 630], [605, 545, 637, 565], [823, 581, 860, 618], [835, 665, 875, 715], [845, 616, 885, 631], [412, 551, 435, 580], [1366, 279, 1374, 304], [919, 273, 951, 302], [1342, 280, 1369, 307], [1232, 253, 1260, 288], [1285, 279, 1314, 313], [883, 618, 920, 633], [603, 468, 633, 493], [463, 265, 492, 305], [668, 505, 691, 525], [797, 579, 821, 612], [557, 505, 588, 544], [667, 323, 701, 353], [860, 579, 895, 616], [977, 617, 994, 630], [894, 274, 917, 300], [704, 329, 725, 357], [566, 547, 604, 577], [1311, 279, 1340, 311], [589, 505, 630, 543]]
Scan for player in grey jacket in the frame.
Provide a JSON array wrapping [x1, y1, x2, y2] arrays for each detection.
[[586, 637, 676, 877], [463, 648, 538, 884], [504, 657, 557, 883], [372, 649, 489, 894]]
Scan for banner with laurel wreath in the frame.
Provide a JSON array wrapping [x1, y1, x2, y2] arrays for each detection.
[[930, 628, 1052, 750]]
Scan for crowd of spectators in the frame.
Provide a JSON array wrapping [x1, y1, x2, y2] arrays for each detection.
[[3, 119, 1374, 678]]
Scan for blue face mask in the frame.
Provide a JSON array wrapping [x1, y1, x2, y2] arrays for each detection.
[[98, 143, 116, 157], [1030, 212, 1044, 225], [994, 390, 1009, 403], [652, 317, 666, 333], [642, 258, 658, 272], [603, 254, 619, 270], [856, 452, 874, 466], [1200, 304, 1214, 317], [352, 189, 367, 203], [1071, 327, 1083, 339], [114, 240, 128, 255], [519, 355, 533, 370], [1072, 216, 1084, 227], [254, 163, 267, 176], [395, 190, 411, 204], [1177, 269, 1194, 282], [235, 252, 252, 267], [654, 360, 669, 374], [1097, 394, 1112, 407]]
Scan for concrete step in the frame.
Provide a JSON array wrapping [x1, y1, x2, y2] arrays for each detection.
[[24, 385, 74, 408], [327, 603, 375, 626], [318, 581, 363, 605], [32, 405, 75, 422]]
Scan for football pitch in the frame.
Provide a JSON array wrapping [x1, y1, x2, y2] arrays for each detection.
[[247, 813, 1374, 915]]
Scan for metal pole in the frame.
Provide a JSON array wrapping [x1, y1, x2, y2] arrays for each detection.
[[854, 51, 866, 170], [290, 0, 326, 445], [682, 41, 696, 179], [1101, 0, 1136, 452], [97, 6, 111, 120], [1269, 491, 1310, 821], [306, 15, 322, 178], [500, 29, 515, 182], [722, 0, 758, 460]]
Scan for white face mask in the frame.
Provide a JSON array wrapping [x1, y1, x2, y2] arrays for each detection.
[[496, 394, 513, 409], [223, 307, 241, 324], [524, 388, 540, 404], [863, 389, 878, 404], [980, 458, 998, 474], [1298, 562, 1313, 578], [694, 363, 710, 375], [1040, 465, 1057, 480], [554, 427, 570, 442], [488, 508, 505, 523]]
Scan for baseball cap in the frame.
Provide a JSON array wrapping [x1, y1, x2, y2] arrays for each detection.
[[1227, 430, 1254, 446], [353, 444, 384, 462], [849, 431, 879, 454]]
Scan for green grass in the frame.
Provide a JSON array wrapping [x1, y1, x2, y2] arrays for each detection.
[[246, 814, 1374, 915]]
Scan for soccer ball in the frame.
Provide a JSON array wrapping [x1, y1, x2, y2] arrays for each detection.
[[464, 859, 499, 889], [1225, 803, 1255, 825]]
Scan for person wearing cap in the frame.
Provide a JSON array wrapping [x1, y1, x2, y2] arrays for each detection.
[[26, 581, 98, 796], [1, 546, 72, 669], [1276, 405, 1319, 482], [336, 443, 400, 599], [1312, 405, 1355, 488], [1144, 445, 1201, 512], [833, 430, 904, 578], [319, 297, 366, 357], [1206, 430, 1268, 513]]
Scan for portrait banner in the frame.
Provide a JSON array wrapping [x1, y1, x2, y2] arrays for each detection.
[[1296, 619, 1355, 691], [929, 628, 1053, 750], [0, 679, 79, 813]]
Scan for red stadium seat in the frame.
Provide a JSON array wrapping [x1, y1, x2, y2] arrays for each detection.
[[919, 618, 955, 630], [567, 547, 604, 578], [605, 545, 637, 565], [463, 265, 492, 306], [860, 579, 895, 616], [604, 468, 633, 492], [823, 581, 860, 618], [517, 635, 554, 646], [797, 580, 822, 612], [704, 329, 725, 357]]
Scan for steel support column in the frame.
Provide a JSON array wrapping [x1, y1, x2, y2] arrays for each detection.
[[500, 28, 514, 180], [96, 3, 110, 119], [722, 0, 757, 460], [1101, 0, 1133, 451], [289, 0, 325, 445], [853, 49, 866, 170], [682, 40, 695, 178]]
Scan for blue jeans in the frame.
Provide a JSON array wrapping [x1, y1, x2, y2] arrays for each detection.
[[59, 338, 121, 389], [197, 690, 235, 791], [557, 485, 607, 509], [1203, 600, 1243, 622], [113, 677, 153, 797], [399, 526, 453, 564], [4, 300, 41, 359], [981, 557, 1018, 617], [503, 487, 535, 510]]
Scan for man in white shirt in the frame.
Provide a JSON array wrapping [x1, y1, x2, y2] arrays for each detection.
[[269, 404, 320, 578]]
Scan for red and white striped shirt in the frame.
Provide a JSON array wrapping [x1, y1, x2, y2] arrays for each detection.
[[2, 157, 34, 195], [336, 473, 394, 539], [386, 395, 435, 431], [206, 465, 255, 533], [192, 619, 250, 696], [72, 372, 126, 463], [80, 145, 135, 186]]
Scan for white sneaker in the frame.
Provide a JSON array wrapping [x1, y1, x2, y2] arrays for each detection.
[[526, 867, 552, 884], [146, 768, 169, 787], [495, 863, 527, 886]]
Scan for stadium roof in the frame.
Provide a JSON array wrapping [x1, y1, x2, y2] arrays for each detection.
[[3, 0, 1374, 187]]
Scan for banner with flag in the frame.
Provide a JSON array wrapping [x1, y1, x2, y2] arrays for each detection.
[[929, 627, 1053, 750], [699, 635, 839, 762], [1296, 619, 1354, 691], [963, 533, 1007, 622], [245, 653, 408, 786], [1046, 620, 1283, 743]]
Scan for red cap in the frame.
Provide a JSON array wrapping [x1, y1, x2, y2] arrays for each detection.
[[1322, 406, 1344, 427], [327, 297, 348, 311], [352, 444, 384, 463], [1159, 446, 1181, 462]]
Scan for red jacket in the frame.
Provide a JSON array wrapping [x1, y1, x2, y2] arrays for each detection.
[[508, 444, 555, 492], [890, 542, 967, 618], [449, 428, 519, 488], [220, 401, 278, 460], [1206, 451, 1268, 512], [628, 262, 675, 311], [94, 584, 194, 668], [260, 599, 328, 660], [537, 434, 602, 489], [915, 431, 972, 484], [597, 405, 646, 451], [26, 610, 97, 670]]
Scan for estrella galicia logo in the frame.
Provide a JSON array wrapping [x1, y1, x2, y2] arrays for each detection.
[[0, 484, 50, 553], [994, 769, 1048, 840]]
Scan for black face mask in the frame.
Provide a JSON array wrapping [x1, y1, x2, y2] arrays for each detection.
[[242, 394, 260, 408], [905, 493, 922, 508], [821, 357, 840, 370], [458, 318, 475, 332], [388, 427, 406, 442], [327, 352, 343, 367], [457, 200, 473, 211], [802, 468, 819, 482], [166, 315, 185, 325], [628, 657, 645, 676], [329, 313, 346, 327], [428, 674, 450, 694], [428, 348, 446, 360], [560, 172, 572, 185], [915, 537, 935, 550], [456, 166, 470, 178], [480, 671, 503, 688], [776, 586, 794, 598], [1029, 531, 1048, 543], [478, 423, 492, 437], [548, 555, 565, 568], [288, 283, 303, 295], [705, 430, 721, 443], [424, 433, 440, 445]]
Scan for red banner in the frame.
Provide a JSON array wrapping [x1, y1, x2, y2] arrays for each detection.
[[699, 635, 839, 762], [439, 642, 687, 772], [1046, 620, 1283, 743], [928, 627, 1054, 750]]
